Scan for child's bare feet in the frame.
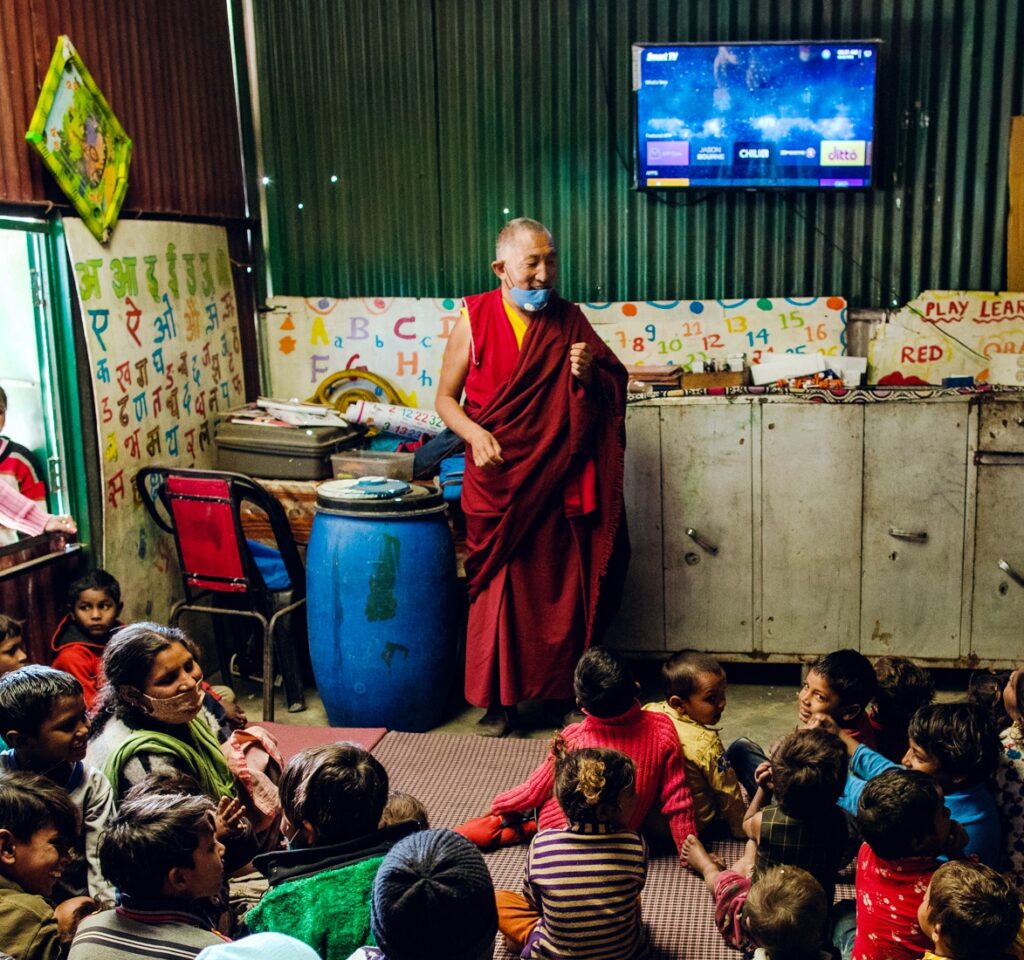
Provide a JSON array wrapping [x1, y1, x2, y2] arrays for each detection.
[[682, 834, 722, 887]]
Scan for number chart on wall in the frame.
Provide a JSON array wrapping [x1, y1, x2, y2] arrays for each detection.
[[263, 295, 847, 404], [64, 219, 246, 622], [583, 296, 847, 368]]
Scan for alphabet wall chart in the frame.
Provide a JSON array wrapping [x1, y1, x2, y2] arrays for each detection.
[[262, 295, 848, 405], [65, 219, 246, 621]]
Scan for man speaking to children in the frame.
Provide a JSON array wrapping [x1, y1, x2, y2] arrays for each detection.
[[435, 218, 629, 737]]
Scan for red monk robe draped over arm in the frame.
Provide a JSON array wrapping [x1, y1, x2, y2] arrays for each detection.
[[458, 288, 629, 708]]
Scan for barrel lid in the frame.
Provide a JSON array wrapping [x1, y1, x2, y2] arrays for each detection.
[[316, 478, 446, 515]]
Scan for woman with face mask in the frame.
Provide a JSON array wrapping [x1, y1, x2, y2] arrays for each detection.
[[86, 622, 238, 804]]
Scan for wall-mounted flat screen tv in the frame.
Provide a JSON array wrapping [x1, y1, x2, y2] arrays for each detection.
[[633, 40, 880, 190]]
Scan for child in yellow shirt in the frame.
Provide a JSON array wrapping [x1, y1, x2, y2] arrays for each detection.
[[643, 650, 746, 839]]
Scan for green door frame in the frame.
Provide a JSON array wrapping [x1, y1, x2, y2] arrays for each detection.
[[0, 214, 92, 549]]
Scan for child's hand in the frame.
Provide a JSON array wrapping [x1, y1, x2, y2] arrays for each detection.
[[54, 896, 99, 941], [801, 713, 840, 734], [754, 760, 774, 792], [215, 795, 248, 837], [220, 697, 248, 729]]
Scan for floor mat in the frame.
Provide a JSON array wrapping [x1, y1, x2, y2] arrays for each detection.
[[259, 721, 386, 760], [371, 730, 848, 960]]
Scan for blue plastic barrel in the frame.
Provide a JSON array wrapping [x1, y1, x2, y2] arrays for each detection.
[[306, 479, 456, 731]]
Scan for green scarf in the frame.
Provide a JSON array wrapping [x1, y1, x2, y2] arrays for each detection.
[[103, 717, 237, 800]]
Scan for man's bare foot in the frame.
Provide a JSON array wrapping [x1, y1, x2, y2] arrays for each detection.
[[682, 834, 721, 886]]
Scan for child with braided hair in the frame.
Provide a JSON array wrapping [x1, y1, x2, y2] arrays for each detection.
[[495, 745, 648, 959]]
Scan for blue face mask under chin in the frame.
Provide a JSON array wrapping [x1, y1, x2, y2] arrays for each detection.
[[509, 285, 553, 313]]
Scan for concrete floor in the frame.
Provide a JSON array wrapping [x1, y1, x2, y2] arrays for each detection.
[[235, 657, 972, 747]]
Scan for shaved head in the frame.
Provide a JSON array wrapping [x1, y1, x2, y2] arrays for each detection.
[[495, 218, 553, 262]]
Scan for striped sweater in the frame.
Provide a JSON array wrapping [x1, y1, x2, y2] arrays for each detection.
[[491, 702, 697, 857], [523, 823, 647, 960], [68, 903, 226, 960]]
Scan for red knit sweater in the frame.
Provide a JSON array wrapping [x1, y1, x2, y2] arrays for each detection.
[[490, 701, 696, 859]]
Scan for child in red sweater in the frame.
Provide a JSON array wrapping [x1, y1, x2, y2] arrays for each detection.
[[487, 648, 696, 861], [50, 571, 123, 711]]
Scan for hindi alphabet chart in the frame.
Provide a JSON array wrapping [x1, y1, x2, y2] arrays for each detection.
[[65, 219, 246, 621], [263, 295, 848, 402]]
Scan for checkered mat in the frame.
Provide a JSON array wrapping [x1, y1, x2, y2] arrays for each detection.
[[372, 731, 855, 960]]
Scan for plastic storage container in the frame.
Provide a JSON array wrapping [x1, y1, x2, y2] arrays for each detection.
[[306, 479, 456, 730], [215, 422, 357, 479], [330, 449, 414, 481]]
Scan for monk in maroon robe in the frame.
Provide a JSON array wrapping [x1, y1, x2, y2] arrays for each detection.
[[436, 218, 628, 736]]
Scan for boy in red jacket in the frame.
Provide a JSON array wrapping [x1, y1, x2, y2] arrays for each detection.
[[485, 648, 696, 862]]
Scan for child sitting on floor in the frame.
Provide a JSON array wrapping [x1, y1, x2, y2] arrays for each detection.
[[745, 866, 832, 960], [496, 747, 647, 959], [846, 768, 967, 960], [834, 701, 1001, 866], [0, 665, 115, 905], [869, 655, 935, 763], [728, 648, 878, 798], [0, 615, 28, 751], [684, 726, 855, 949], [643, 650, 746, 839], [347, 829, 498, 960], [379, 791, 429, 830], [485, 647, 696, 860], [0, 769, 82, 960], [244, 742, 418, 958], [0, 615, 28, 678], [917, 860, 1021, 960], [70, 793, 227, 958], [50, 571, 123, 711], [997, 667, 1024, 896]]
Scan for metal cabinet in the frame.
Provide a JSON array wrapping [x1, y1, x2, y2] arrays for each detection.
[[971, 398, 1024, 663], [860, 404, 969, 660], [760, 404, 864, 655], [661, 400, 755, 654], [609, 405, 664, 651], [614, 393, 1017, 666]]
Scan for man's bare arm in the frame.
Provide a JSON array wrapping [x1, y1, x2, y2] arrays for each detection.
[[435, 314, 504, 468]]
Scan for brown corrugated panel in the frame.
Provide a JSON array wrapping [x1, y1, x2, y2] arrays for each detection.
[[0, 0, 244, 219]]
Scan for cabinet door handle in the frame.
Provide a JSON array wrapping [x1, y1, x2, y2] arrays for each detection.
[[686, 528, 719, 556], [998, 559, 1024, 589], [888, 528, 928, 543]]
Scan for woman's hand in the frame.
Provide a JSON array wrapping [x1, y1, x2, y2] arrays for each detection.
[[44, 514, 77, 535]]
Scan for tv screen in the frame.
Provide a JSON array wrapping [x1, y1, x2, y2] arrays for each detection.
[[633, 40, 880, 190]]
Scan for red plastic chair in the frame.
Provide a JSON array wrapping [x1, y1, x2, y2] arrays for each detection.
[[135, 466, 306, 721]]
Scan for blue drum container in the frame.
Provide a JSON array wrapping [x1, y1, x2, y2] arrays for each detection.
[[307, 479, 456, 731]]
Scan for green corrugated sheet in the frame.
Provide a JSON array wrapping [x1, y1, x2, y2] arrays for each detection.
[[251, 0, 1024, 306]]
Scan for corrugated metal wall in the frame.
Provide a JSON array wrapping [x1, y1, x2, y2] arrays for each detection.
[[252, 0, 1024, 307], [0, 0, 245, 219]]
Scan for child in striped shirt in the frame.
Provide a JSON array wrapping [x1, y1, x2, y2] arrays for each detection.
[[496, 746, 647, 960]]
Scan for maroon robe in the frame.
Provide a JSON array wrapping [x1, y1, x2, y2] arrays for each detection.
[[461, 288, 628, 707]]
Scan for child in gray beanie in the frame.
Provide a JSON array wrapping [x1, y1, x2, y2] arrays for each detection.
[[346, 829, 497, 960]]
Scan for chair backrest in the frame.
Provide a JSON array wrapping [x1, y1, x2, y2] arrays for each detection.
[[135, 466, 306, 604], [165, 474, 249, 594]]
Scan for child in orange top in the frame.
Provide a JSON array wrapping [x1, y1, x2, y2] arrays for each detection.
[[50, 571, 122, 711]]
